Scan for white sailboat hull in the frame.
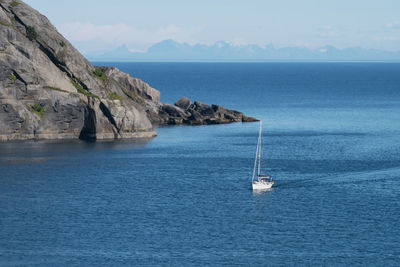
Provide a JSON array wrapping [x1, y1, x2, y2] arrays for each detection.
[[252, 180, 274, 190]]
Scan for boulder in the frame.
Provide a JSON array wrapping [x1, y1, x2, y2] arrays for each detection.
[[161, 103, 187, 117], [174, 96, 191, 110]]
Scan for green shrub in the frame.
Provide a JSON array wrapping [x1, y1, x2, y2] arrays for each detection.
[[69, 78, 99, 98], [108, 92, 122, 101], [60, 41, 66, 47], [93, 67, 106, 84], [122, 88, 143, 103], [26, 26, 38, 41], [9, 74, 17, 82], [94, 68, 103, 77], [31, 103, 44, 117], [10, 1, 20, 7]]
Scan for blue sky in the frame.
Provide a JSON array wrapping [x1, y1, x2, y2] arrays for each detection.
[[25, 0, 400, 55]]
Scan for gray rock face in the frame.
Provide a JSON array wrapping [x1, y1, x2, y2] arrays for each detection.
[[102, 67, 160, 103], [174, 96, 191, 110], [0, 0, 154, 141], [0, 0, 257, 141]]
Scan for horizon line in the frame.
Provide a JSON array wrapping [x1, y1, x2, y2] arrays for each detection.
[[90, 60, 400, 63]]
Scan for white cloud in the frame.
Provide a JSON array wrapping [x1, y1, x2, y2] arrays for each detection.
[[230, 38, 249, 46], [55, 21, 400, 56], [57, 22, 205, 52], [317, 26, 339, 37], [372, 36, 397, 41], [385, 21, 400, 29], [155, 25, 181, 36]]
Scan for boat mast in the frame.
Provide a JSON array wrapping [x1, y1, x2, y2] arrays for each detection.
[[257, 121, 262, 181], [252, 122, 261, 182]]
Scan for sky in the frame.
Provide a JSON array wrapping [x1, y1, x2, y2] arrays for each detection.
[[24, 0, 400, 55]]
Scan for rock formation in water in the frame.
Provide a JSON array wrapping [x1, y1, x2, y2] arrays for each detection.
[[0, 0, 257, 141]]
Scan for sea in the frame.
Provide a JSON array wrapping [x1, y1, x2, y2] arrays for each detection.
[[1, 63, 399, 266]]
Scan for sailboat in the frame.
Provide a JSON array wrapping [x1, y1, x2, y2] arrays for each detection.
[[252, 121, 274, 190]]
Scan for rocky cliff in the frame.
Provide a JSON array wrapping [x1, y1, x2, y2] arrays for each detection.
[[0, 0, 256, 141]]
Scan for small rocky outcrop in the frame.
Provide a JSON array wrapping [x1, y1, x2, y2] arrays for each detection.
[[0, 0, 257, 141], [150, 98, 257, 125]]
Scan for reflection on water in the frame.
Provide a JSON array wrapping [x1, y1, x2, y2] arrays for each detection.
[[252, 188, 274, 195], [0, 139, 151, 166]]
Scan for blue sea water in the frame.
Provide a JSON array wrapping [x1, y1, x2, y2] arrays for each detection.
[[1, 63, 400, 266]]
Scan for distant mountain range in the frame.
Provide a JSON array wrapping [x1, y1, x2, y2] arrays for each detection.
[[89, 39, 400, 62]]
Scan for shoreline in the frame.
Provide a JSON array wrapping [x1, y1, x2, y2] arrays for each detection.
[[0, 130, 157, 142]]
